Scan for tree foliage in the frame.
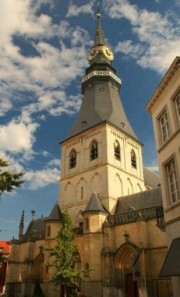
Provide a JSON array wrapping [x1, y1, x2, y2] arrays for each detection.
[[47, 211, 90, 290], [0, 158, 24, 196]]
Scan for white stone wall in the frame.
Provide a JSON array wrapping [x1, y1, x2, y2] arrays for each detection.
[[60, 123, 145, 218]]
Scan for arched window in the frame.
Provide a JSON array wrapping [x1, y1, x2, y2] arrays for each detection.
[[69, 149, 76, 168], [114, 140, 121, 160], [90, 140, 98, 160], [131, 149, 136, 168]]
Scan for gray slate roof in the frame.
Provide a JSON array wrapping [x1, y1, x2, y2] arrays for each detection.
[[82, 192, 108, 214], [25, 217, 46, 235], [25, 204, 62, 235], [67, 14, 138, 142], [94, 13, 106, 46], [68, 84, 138, 141], [143, 167, 160, 188], [45, 203, 62, 222], [160, 237, 180, 277], [115, 187, 162, 215]]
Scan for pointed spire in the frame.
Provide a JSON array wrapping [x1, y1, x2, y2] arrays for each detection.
[[45, 203, 63, 222], [82, 192, 107, 214], [19, 210, 24, 238], [94, 13, 106, 46]]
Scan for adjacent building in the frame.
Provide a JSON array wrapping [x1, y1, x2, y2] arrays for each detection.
[[146, 56, 180, 297], [6, 14, 173, 297], [0, 241, 10, 294]]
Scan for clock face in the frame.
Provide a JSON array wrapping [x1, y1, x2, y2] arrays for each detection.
[[88, 45, 114, 61], [88, 47, 97, 61], [102, 46, 114, 60]]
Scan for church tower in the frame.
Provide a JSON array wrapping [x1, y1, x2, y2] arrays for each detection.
[[59, 13, 145, 225]]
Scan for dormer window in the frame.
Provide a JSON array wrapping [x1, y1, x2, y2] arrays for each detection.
[[69, 149, 76, 168], [131, 149, 137, 168], [90, 140, 98, 160], [114, 140, 120, 160]]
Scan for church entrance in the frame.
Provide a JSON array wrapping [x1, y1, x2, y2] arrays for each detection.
[[126, 273, 139, 297]]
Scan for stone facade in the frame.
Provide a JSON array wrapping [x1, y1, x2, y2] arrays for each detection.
[[146, 56, 180, 297], [6, 15, 173, 297]]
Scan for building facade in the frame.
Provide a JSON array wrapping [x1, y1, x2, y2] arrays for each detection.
[[0, 241, 10, 294], [6, 15, 173, 297], [146, 56, 180, 297]]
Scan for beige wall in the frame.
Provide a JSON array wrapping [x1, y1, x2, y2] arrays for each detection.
[[60, 123, 145, 218], [146, 56, 180, 297]]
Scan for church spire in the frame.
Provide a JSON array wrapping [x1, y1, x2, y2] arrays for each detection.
[[19, 210, 24, 238], [67, 13, 137, 141], [88, 13, 114, 63], [94, 13, 106, 46]]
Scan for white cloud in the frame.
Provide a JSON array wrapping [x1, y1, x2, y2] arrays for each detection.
[[0, 120, 38, 156], [115, 40, 144, 59], [105, 0, 180, 73], [25, 167, 59, 190], [66, 2, 94, 17], [0, 98, 13, 116], [0, 0, 91, 167]]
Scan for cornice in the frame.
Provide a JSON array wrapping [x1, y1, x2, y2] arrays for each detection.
[[146, 56, 180, 113]]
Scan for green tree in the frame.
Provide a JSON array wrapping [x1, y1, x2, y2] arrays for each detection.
[[0, 158, 24, 196], [47, 211, 90, 297]]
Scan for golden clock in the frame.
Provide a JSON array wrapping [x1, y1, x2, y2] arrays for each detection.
[[101, 45, 114, 61], [88, 47, 97, 61], [88, 45, 114, 61]]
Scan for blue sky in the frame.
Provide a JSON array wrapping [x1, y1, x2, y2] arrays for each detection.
[[0, 0, 180, 240]]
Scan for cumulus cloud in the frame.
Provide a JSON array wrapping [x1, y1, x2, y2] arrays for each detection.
[[104, 0, 180, 73], [66, 2, 94, 17], [0, 120, 38, 156], [0, 0, 90, 173], [25, 167, 59, 190]]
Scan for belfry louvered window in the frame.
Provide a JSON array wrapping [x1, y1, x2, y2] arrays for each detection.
[[90, 140, 98, 160], [69, 149, 76, 168], [131, 149, 137, 168], [114, 140, 120, 160]]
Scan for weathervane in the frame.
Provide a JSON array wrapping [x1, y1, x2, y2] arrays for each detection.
[[96, 0, 102, 16]]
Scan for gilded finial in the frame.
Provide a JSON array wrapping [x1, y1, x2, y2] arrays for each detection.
[[96, 1, 102, 18]]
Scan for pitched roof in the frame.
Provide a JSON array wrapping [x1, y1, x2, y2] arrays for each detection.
[[82, 192, 108, 214], [115, 187, 162, 215], [160, 237, 180, 277], [25, 217, 46, 235], [143, 167, 160, 188], [45, 203, 63, 222], [25, 204, 62, 235]]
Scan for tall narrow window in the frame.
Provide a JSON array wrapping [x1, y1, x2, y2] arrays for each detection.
[[131, 149, 136, 168], [81, 186, 83, 200], [46, 225, 51, 238], [159, 110, 170, 143], [85, 218, 89, 230], [69, 149, 76, 168], [114, 140, 120, 160], [165, 158, 180, 203], [174, 92, 180, 125], [90, 140, 98, 160]]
